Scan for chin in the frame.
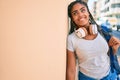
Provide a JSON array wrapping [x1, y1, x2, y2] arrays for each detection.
[[79, 23, 89, 27]]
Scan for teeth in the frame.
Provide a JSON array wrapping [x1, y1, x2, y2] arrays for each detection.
[[79, 18, 84, 21]]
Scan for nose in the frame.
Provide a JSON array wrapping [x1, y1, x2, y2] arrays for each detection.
[[77, 11, 83, 18]]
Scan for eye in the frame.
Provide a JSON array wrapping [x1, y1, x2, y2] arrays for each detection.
[[72, 11, 78, 16], [80, 8, 86, 13], [73, 12, 77, 15]]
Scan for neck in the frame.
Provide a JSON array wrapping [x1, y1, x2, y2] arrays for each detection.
[[85, 23, 91, 29]]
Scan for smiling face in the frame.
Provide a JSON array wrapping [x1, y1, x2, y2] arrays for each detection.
[[71, 3, 90, 28]]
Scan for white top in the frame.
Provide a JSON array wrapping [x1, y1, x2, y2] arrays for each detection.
[[67, 32, 110, 79]]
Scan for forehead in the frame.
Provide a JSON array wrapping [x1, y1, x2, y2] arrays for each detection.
[[71, 3, 86, 11]]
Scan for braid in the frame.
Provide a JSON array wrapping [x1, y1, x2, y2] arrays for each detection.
[[69, 20, 75, 34], [88, 10, 102, 32]]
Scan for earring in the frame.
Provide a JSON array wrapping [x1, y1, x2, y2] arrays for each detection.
[[89, 18, 92, 24]]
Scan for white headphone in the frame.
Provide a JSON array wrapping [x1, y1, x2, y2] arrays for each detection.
[[75, 24, 98, 38]]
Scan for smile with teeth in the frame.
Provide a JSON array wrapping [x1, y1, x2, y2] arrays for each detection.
[[78, 18, 85, 21]]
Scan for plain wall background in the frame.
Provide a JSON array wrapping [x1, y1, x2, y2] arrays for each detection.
[[0, 0, 73, 80]]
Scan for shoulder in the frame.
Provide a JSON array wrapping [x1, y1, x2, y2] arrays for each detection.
[[67, 32, 76, 41]]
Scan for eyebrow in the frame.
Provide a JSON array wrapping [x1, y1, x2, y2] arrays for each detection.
[[71, 7, 86, 14]]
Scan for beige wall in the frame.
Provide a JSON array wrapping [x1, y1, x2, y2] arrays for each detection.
[[0, 0, 69, 80]]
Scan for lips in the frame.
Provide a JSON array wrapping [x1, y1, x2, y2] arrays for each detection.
[[78, 17, 86, 22], [77, 17, 88, 26], [79, 18, 85, 21]]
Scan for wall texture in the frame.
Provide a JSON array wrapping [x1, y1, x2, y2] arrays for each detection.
[[0, 0, 70, 80]]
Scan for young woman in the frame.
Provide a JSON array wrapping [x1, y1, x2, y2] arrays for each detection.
[[66, 1, 120, 80]]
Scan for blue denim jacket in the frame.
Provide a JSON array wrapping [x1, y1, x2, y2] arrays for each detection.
[[101, 26, 120, 75]]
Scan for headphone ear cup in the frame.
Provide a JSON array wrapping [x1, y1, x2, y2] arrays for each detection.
[[75, 27, 88, 38], [89, 24, 98, 35]]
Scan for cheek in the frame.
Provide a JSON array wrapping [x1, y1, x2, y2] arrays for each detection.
[[72, 16, 77, 21], [73, 19, 79, 25], [72, 16, 79, 22]]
